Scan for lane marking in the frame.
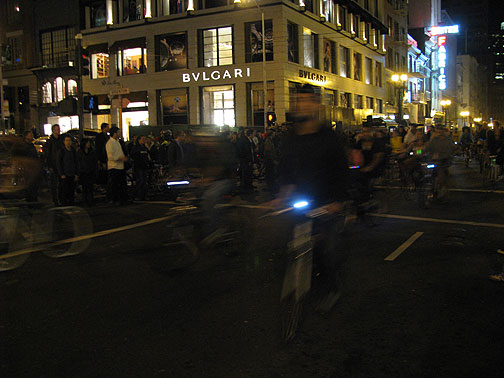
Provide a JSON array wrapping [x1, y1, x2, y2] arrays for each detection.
[[376, 185, 504, 194], [385, 232, 424, 261], [0, 215, 175, 260], [372, 213, 504, 229]]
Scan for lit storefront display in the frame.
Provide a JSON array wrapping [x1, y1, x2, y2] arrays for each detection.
[[201, 85, 235, 127]]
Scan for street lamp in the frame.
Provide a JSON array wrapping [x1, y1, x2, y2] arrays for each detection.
[[460, 111, 470, 127], [440, 99, 452, 127], [234, 0, 268, 131], [391, 74, 408, 123]]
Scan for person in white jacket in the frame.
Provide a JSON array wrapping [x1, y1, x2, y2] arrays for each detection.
[[106, 127, 129, 204]]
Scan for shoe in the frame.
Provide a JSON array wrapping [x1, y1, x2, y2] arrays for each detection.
[[489, 273, 504, 282], [497, 249, 504, 255]]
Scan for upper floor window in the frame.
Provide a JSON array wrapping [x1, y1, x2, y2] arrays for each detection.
[[40, 27, 76, 67], [156, 33, 188, 71], [42, 82, 53, 104], [354, 52, 362, 81], [116, 41, 147, 75], [303, 28, 318, 69], [353, 15, 360, 36], [91, 52, 110, 78], [339, 6, 347, 31], [340, 46, 350, 77], [123, 0, 144, 22], [375, 61, 382, 87], [6, 0, 21, 25], [201, 27, 233, 67], [68, 80, 78, 96], [323, 39, 336, 74], [245, 20, 273, 63], [365, 57, 373, 84], [199, 0, 229, 9], [90, 0, 107, 27], [161, 0, 186, 14], [287, 22, 299, 63], [364, 0, 369, 10], [374, 0, 379, 18], [322, 0, 335, 24], [5, 36, 22, 66], [303, 0, 314, 13], [54, 77, 66, 102]]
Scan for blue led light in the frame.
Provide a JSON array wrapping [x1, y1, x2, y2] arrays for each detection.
[[427, 164, 436, 169], [349, 166, 360, 169], [166, 181, 190, 186], [293, 201, 309, 209]]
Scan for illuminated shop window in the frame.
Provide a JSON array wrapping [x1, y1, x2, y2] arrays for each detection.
[[42, 81, 53, 104], [340, 46, 350, 77], [54, 77, 65, 102], [201, 85, 235, 127], [91, 53, 110, 78], [201, 27, 233, 67], [68, 80, 78, 96], [117, 47, 147, 75], [303, 27, 318, 69]]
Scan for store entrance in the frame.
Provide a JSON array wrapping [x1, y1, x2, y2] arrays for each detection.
[[201, 85, 235, 127]]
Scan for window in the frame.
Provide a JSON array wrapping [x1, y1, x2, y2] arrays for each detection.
[[6, 0, 21, 25], [201, 27, 233, 67], [339, 6, 347, 30], [324, 89, 337, 107], [42, 82, 52, 104], [68, 80, 78, 96], [304, 0, 314, 13], [54, 77, 65, 102], [90, 0, 107, 27], [376, 98, 383, 113], [161, 0, 186, 14], [339, 46, 350, 77], [303, 28, 318, 68], [354, 52, 362, 81], [245, 20, 273, 63], [340, 92, 351, 108], [354, 94, 363, 109], [366, 96, 373, 109], [91, 53, 110, 78], [387, 48, 393, 69], [322, 0, 335, 24], [40, 27, 76, 67], [117, 47, 147, 76], [394, 22, 399, 40], [287, 22, 299, 63], [394, 52, 399, 71], [159, 88, 188, 124], [353, 15, 359, 36], [364, 0, 369, 10], [201, 85, 235, 126], [323, 39, 336, 73], [375, 61, 382, 87], [6, 36, 22, 66], [374, 0, 379, 18], [156, 33, 187, 71], [247, 82, 275, 126], [365, 57, 372, 84], [364, 23, 370, 42], [202, 0, 228, 8], [123, 0, 144, 22]]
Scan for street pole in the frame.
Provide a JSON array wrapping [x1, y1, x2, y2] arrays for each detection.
[[397, 85, 403, 124], [75, 34, 84, 141], [261, 10, 267, 132], [0, 43, 5, 134]]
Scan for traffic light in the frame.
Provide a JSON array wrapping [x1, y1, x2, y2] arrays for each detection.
[[80, 48, 90, 76], [83, 95, 98, 111], [267, 112, 276, 127]]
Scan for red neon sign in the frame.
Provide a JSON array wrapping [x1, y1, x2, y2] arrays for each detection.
[[438, 35, 447, 46]]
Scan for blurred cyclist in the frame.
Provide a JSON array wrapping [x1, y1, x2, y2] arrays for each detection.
[[424, 125, 455, 197], [275, 84, 350, 312]]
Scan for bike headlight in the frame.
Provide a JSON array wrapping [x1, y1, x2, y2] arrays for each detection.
[[426, 164, 436, 169], [349, 165, 360, 169], [293, 200, 309, 209], [166, 180, 190, 186]]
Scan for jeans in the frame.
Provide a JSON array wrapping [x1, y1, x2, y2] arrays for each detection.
[[109, 169, 128, 204]]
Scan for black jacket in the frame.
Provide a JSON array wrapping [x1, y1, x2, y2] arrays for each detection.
[[57, 147, 80, 177], [78, 149, 98, 175], [131, 143, 151, 170], [43, 135, 63, 170], [95, 132, 109, 164]]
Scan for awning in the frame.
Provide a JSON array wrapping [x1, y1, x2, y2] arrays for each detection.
[[109, 38, 146, 53]]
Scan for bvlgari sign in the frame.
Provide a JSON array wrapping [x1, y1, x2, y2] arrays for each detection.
[[182, 67, 251, 83], [299, 69, 327, 83]]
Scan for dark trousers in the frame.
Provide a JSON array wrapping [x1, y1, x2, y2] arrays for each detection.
[[61, 177, 76, 206], [133, 168, 148, 200], [109, 169, 128, 204], [80, 172, 95, 206], [239, 160, 253, 189], [49, 170, 62, 205]]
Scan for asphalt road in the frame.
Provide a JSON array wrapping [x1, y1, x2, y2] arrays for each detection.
[[2, 157, 504, 378]]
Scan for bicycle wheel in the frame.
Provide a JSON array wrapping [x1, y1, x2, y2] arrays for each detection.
[[0, 208, 31, 271], [42, 207, 93, 258]]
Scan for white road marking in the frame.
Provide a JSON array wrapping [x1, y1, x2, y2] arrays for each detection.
[[0, 215, 175, 260], [385, 232, 424, 261], [375, 185, 504, 194], [372, 213, 504, 229]]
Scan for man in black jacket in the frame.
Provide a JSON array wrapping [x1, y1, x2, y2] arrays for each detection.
[[43, 124, 63, 206], [131, 135, 151, 201], [57, 135, 79, 206]]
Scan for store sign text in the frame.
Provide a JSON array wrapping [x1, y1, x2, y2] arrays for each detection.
[[182, 68, 251, 83], [299, 70, 327, 83], [438, 35, 447, 90]]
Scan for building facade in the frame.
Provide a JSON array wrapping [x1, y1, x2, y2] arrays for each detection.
[[78, 0, 388, 137]]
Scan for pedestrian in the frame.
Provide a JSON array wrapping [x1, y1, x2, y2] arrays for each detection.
[[95, 122, 110, 195], [43, 124, 64, 206], [237, 128, 254, 192], [57, 134, 79, 206], [106, 126, 129, 205], [78, 138, 98, 206], [12, 130, 42, 203], [131, 135, 150, 201]]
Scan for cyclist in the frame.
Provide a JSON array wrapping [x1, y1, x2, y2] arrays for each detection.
[[424, 125, 455, 197], [275, 84, 350, 312]]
